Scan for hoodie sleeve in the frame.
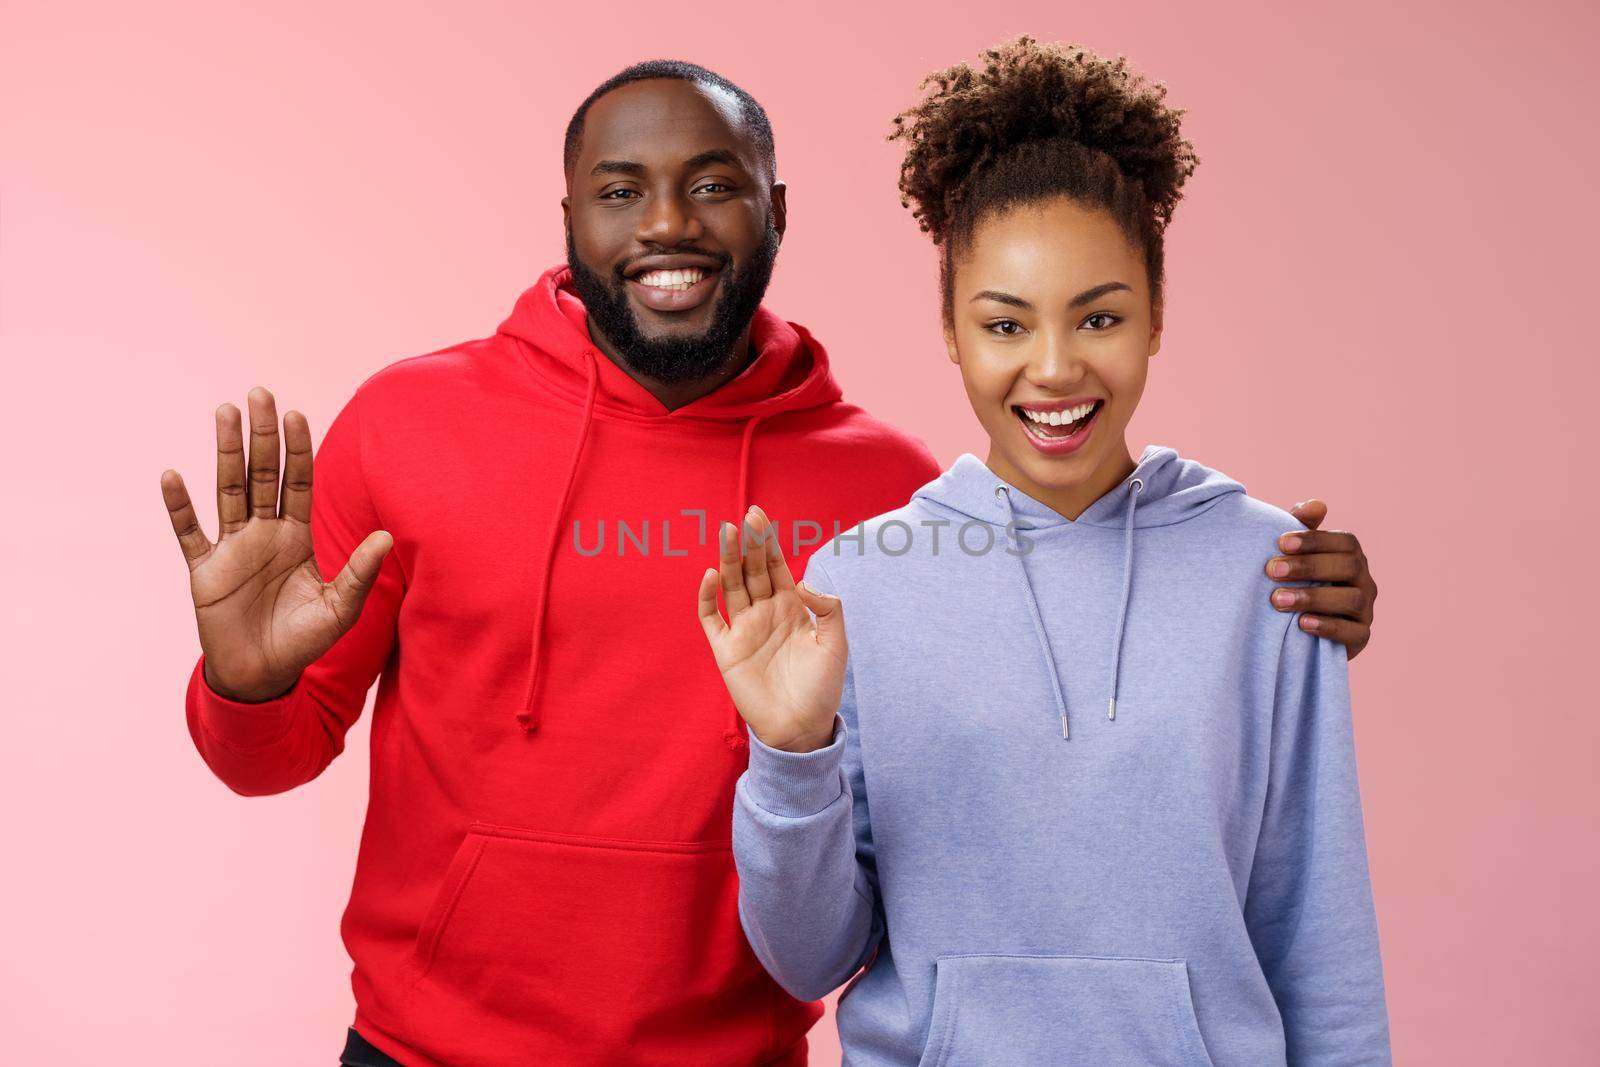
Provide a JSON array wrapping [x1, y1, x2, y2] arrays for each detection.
[[731, 554, 886, 1003], [1245, 620, 1392, 1064], [184, 387, 404, 797]]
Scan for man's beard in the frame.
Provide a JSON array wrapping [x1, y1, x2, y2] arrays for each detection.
[[565, 224, 780, 384]]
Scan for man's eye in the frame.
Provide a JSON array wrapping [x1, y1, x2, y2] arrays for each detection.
[[695, 182, 731, 194], [1082, 312, 1120, 330], [986, 320, 1025, 336], [600, 188, 639, 200]]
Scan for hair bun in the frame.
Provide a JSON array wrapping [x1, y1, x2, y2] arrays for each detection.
[[890, 35, 1198, 244]]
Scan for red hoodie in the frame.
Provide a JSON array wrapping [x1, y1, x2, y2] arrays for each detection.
[[184, 264, 940, 1066]]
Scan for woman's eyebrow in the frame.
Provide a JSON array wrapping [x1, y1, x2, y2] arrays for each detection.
[[970, 281, 1133, 310], [970, 289, 1032, 309], [1068, 281, 1133, 307]]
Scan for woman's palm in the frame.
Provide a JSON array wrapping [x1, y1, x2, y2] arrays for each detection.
[[698, 507, 846, 753]]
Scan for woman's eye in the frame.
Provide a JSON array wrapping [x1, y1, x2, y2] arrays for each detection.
[[987, 320, 1025, 336], [1082, 312, 1120, 330]]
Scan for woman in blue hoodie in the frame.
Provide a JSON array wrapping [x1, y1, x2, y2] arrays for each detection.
[[695, 36, 1390, 1066]]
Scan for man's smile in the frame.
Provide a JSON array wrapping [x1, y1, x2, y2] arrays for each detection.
[[623, 253, 725, 313]]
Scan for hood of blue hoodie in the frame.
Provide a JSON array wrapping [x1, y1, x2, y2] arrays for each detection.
[[906, 445, 1246, 738], [910, 444, 1244, 531]]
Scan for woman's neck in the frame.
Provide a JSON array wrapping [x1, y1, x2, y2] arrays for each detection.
[[984, 440, 1139, 521]]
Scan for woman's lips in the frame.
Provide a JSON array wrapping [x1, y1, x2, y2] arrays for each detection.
[[626, 270, 721, 313], [1015, 400, 1102, 456]]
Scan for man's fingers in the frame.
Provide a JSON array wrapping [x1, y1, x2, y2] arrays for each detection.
[[1277, 528, 1360, 557], [215, 402, 248, 537], [246, 386, 283, 520], [697, 567, 727, 641], [162, 469, 212, 568], [719, 521, 751, 617], [1289, 498, 1328, 530], [1271, 584, 1369, 621], [279, 410, 314, 524], [328, 530, 392, 631], [742, 507, 774, 602], [1266, 551, 1363, 584], [1297, 612, 1369, 655]]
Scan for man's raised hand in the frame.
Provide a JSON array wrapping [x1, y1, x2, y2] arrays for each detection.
[[160, 386, 393, 702]]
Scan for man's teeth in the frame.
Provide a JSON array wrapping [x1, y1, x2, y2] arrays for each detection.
[[636, 268, 707, 290], [1021, 402, 1097, 426]]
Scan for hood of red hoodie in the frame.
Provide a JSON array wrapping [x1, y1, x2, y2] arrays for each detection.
[[496, 264, 843, 422], [493, 264, 845, 740]]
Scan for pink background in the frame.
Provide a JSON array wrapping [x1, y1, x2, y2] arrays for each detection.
[[3, 1, 1594, 1062]]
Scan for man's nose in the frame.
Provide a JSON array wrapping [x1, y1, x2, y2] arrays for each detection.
[[635, 190, 704, 246]]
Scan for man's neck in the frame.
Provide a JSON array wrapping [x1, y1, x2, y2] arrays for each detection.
[[585, 321, 755, 411]]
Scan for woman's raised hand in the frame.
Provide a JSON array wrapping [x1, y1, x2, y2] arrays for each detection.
[[159, 387, 393, 703], [696, 505, 846, 753]]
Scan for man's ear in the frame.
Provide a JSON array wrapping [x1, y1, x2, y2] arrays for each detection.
[[561, 194, 571, 235], [770, 180, 787, 243]]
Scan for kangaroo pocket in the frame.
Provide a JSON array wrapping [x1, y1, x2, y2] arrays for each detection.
[[401, 822, 776, 1065], [916, 954, 1216, 1067]]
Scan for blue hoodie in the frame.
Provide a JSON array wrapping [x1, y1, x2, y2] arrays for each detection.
[[732, 446, 1390, 1066]]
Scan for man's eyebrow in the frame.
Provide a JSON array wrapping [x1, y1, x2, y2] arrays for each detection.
[[591, 159, 645, 177], [683, 149, 745, 171]]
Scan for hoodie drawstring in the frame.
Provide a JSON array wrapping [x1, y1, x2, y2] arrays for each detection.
[[1107, 477, 1143, 721], [517, 348, 599, 733], [723, 414, 766, 750], [996, 484, 1073, 739], [995, 474, 1143, 740]]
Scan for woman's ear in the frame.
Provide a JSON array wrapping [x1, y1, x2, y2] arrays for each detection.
[[943, 324, 960, 364], [1147, 300, 1164, 359]]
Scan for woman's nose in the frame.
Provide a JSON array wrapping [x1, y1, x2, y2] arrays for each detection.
[[1025, 334, 1087, 390]]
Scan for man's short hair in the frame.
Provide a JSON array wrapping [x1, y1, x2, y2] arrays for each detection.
[[563, 59, 777, 180]]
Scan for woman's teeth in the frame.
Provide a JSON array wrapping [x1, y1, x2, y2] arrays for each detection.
[[636, 268, 707, 291], [1018, 401, 1099, 438]]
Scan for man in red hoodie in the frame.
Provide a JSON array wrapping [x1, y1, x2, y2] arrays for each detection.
[[160, 61, 1379, 1066]]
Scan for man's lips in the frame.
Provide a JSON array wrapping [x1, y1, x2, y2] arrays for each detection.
[[622, 254, 725, 313]]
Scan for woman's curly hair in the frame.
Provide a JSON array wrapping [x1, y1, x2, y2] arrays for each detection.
[[889, 35, 1199, 324]]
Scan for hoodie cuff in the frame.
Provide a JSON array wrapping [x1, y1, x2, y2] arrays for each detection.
[[743, 715, 848, 818], [188, 655, 299, 750]]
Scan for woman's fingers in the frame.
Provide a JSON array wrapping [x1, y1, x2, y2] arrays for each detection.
[[741, 507, 774, 602], [752, 505, 798, 592], [215, 402, 248, 537], [697, 567, 727, 641], [246, 386, 282, 520], [795, 580, 846, 658], [719, 521, 751, 617]]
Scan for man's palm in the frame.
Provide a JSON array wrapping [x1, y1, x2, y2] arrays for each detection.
[[161, 387, 392, 702]]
